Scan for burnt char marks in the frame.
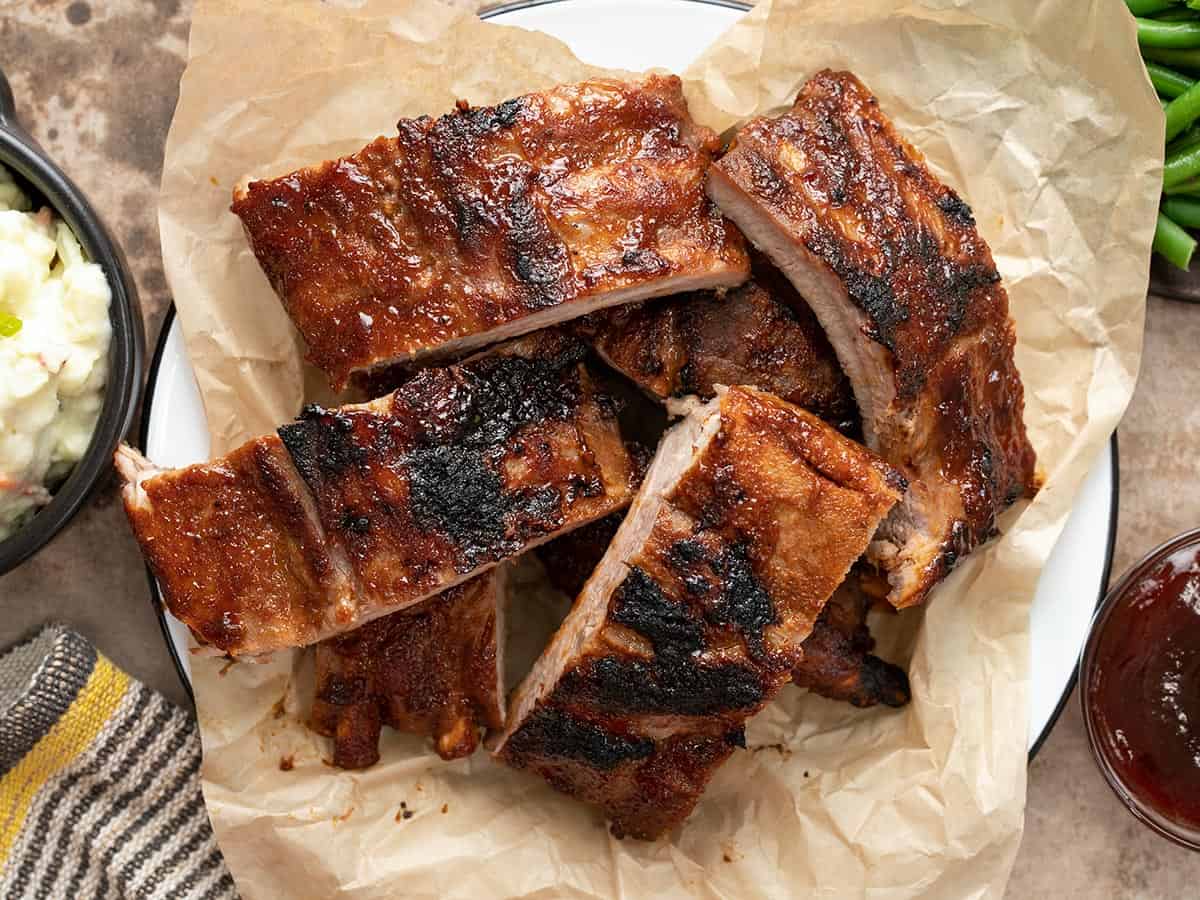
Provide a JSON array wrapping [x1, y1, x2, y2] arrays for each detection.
[[279, 406, 369, 482], [398, 350, 587, 564], [405, 444, 512, 566], [506, 707, 654, 770], [666, 540, 777, 658], [568, 655, 765, 717], [610, 566, 704, 656], [706, 542, 777, 656], [564, 566, 767, 717], [936, 190, 975, 226], [279, 339, 599, 573]]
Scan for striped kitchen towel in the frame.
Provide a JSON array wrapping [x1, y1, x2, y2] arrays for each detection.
[[0, 625, 237, 899]]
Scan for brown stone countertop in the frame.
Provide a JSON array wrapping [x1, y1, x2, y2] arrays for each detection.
[[1, 1, 1198, 896]]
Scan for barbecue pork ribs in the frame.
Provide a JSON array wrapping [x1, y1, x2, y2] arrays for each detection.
[[708, 70, 1037, 609], [493, 386, 902, 839], [232, 76, 749, 388], [537, 503, 909, 711], [580, 254, 856, 431], [116, 332, 635, 656], [310, 568, 507, 768]]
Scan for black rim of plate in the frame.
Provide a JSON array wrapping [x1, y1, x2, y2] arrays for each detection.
[[141, 0, 1121, 763]]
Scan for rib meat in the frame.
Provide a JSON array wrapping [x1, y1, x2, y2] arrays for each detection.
[[538, 510, 908, 711], [580, 253, 857, 431], [117, 331, 635, 656], [232, 76, 750, 388], [708, 70, 1038, 608], [791, 570, 909, 709], [492, 386, 902, 839], [310, 567, 507, 768]]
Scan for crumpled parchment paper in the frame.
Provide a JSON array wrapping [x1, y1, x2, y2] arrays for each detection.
[[156, 0, 1160, 896]]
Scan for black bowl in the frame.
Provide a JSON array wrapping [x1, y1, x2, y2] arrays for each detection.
[[0, 67, 144, 575]]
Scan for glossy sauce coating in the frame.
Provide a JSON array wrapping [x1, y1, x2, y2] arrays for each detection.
[[581, 253, 858, 431], [498, 387, 903, 839], [1088, 543, 1200, 834], [310, 570, 503, 768], [232, 77, 748, 387], [711, 70, 1037, 608]]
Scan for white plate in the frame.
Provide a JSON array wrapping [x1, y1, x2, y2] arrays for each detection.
[[142, 0, 1117, 756]]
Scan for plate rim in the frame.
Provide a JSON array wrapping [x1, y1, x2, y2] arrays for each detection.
[[141, 0, 1121, 761]]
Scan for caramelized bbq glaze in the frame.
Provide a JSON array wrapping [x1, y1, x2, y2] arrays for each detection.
[[310, 570, 504, 768], [232, 77, 749, 388], [117, 331, 634, 656], [709, 70, 1036, 608], [496, 387, 902, 839], [581, 253, 858, 431]]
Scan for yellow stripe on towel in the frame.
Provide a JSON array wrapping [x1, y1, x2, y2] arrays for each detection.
[[0, 656, 130, 864]]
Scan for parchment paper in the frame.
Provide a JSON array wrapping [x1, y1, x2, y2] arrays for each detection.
[[156, 0, 1161, 896]]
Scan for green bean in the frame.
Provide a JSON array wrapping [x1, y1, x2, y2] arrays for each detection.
[[1164, 175, 1200, 194], [1164, 140, 1200, 186], [1154, 211, 1197, 268], [0, 313, 20, 338], [1153, 8, 1197, 21], [1148, 62, 1196, 97], [1143, 46, 1200, 69], [1164, 80, 1200, 138], [1168, 124, 1200, 156], [1138, 18, 1200, 48], [1162, 196, 1200, 227], [1128, 0, 1178, 14]]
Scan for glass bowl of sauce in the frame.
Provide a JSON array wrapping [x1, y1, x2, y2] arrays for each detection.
[[1080, 528, 1200, 850]]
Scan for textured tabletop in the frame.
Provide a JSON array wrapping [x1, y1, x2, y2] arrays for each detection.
[[0, 2, 1198, 895]]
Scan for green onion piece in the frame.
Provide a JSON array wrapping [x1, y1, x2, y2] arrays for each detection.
[[1128, 0, 1178, 14], [1148, 61, 1196, 97], [1163, 196, 1200, 227], [1154, 211, 1197, 269], [0, 313, 21, 338], [1143, 46, 1200, 69], [1138, 18, 1200, 48]]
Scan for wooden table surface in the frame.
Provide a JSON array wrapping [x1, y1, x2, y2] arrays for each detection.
[[1, 2, 1198, 896]]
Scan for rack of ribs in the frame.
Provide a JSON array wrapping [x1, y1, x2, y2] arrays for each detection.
[[708, 70, 1038, 609], [232, 76, 750, 389], [579, 253, 857, 432], [310, 567, 508, 769], [492, 386, 902, 839], [116, 331, 636, 657]]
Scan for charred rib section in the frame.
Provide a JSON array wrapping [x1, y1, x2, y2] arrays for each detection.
[[494, 386, 902, 839], [116, 332, 636, 656], [581, 254, 857, 432], [708, 69, 1037, 608], [232, 76, 749, 388], [310, 569, 506, 768]]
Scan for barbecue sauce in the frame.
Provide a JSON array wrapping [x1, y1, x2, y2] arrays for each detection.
[[1086, 542, 1200, 836]]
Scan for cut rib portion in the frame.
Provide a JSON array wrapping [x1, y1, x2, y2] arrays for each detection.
[[115, 439, 357, 653], [232, 76, 750, 388], [310, 567, 507, 768], [708, 69, 1038, 608], [117, 331, 635, 657], [580, 253, 857, 431], [493, 386, 902, 839], [539, 515, 910, 711], [791, 570, 910, 709]]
